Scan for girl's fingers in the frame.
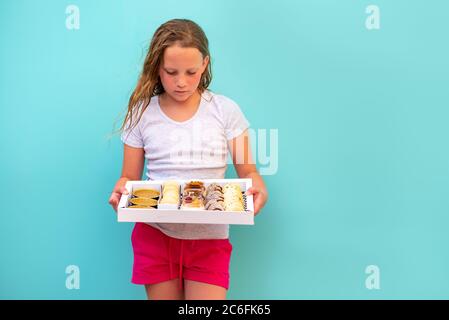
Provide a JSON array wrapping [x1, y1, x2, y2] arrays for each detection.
[[256, 196, 264, 209], [245, 187, 256, 196], [109, 188, 129, 210], [109, 194, 120, 206], [110, 197, 118, 211], [109, 189, 127, 203], [250, 189, 268, 216]]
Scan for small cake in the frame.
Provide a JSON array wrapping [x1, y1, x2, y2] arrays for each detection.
[[129, 204, 156, 209], [129, 197, 158, 207], [132, 188, 160, 199], [223, 183, 244, 211], [159, 181, 180, 205], [205, 183, 225, 211], [181, 180, 205, 209], [183, 181, 205, 192]]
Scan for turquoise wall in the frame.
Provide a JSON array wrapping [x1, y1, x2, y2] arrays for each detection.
[[1, 0, 449, 299]]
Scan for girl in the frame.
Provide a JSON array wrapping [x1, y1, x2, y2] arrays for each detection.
[[108, 19, 268, 300]]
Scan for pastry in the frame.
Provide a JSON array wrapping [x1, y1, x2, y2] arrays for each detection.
[[223, 183, 245, 211], [184, 181, 204, 190], [129, 197, 158, 207], [132, 188, 160, 199], [160, 181, 180, 205], [181, 180, 205, 209], [129, 204, 156, 209], [205, 183, 225, 211]]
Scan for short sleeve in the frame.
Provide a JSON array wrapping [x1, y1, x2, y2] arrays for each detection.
[[218, 95, 250, 140], [120, 105, 144, 148]]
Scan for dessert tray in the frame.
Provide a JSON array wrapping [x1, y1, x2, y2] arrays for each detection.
[[117, 178, 254, 225]]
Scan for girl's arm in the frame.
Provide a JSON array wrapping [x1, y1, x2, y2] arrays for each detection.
[[108, 144, 145, 212], [228, 130, 268, 215]]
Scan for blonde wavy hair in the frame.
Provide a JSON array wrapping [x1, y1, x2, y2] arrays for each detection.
[[120, 19, 212, 133]]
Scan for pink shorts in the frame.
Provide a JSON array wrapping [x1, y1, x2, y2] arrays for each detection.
[[131, 223, 233, 290]]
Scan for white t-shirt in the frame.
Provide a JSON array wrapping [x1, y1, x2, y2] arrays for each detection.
[[121, 90, 250, 239]]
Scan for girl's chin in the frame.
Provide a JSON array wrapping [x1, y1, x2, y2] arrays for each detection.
[[169, 92, 192, 102]]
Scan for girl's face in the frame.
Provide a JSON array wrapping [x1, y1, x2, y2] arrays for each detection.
[[159, 44, 209, 102]]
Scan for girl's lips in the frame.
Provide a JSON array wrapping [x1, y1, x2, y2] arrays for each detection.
[[175, 90, 188, 94]]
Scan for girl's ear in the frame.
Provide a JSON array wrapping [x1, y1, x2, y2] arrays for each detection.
[[202, 55, 210, 70]]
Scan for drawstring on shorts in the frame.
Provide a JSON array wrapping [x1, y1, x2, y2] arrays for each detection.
[[168, 237, 184, 290]]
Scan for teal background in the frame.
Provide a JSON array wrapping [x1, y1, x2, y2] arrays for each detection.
[[1, 0, 449, 299]]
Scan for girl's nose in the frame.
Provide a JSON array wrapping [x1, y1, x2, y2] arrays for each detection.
[[176, 77, 187, 88]]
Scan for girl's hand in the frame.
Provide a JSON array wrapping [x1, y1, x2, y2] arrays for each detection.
[[108, 186, 129, 213], [245, 187, 268, 216]]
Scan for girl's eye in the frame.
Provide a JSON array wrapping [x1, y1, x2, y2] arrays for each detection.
[[165, 70, 196, 76]]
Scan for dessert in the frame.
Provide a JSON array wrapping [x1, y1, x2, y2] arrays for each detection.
[[181, 180, 205, 209], [223, 183, 245, 211], [205, 183, 225, 211], [133, 188, 160, 199], [129, 197, 158, 207], [129, 204, 156, 209], [160, 181, 180, 205], [184, 181, 205, 191]]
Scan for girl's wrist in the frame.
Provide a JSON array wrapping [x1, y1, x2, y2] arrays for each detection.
[[114, 177, 130, 190], [119, 176, 130, 182], [245, 172, 267, 193], [244, 171, 259, 179]]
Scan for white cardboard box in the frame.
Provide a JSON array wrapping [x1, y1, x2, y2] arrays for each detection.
[[117, 178, 254, 225]]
